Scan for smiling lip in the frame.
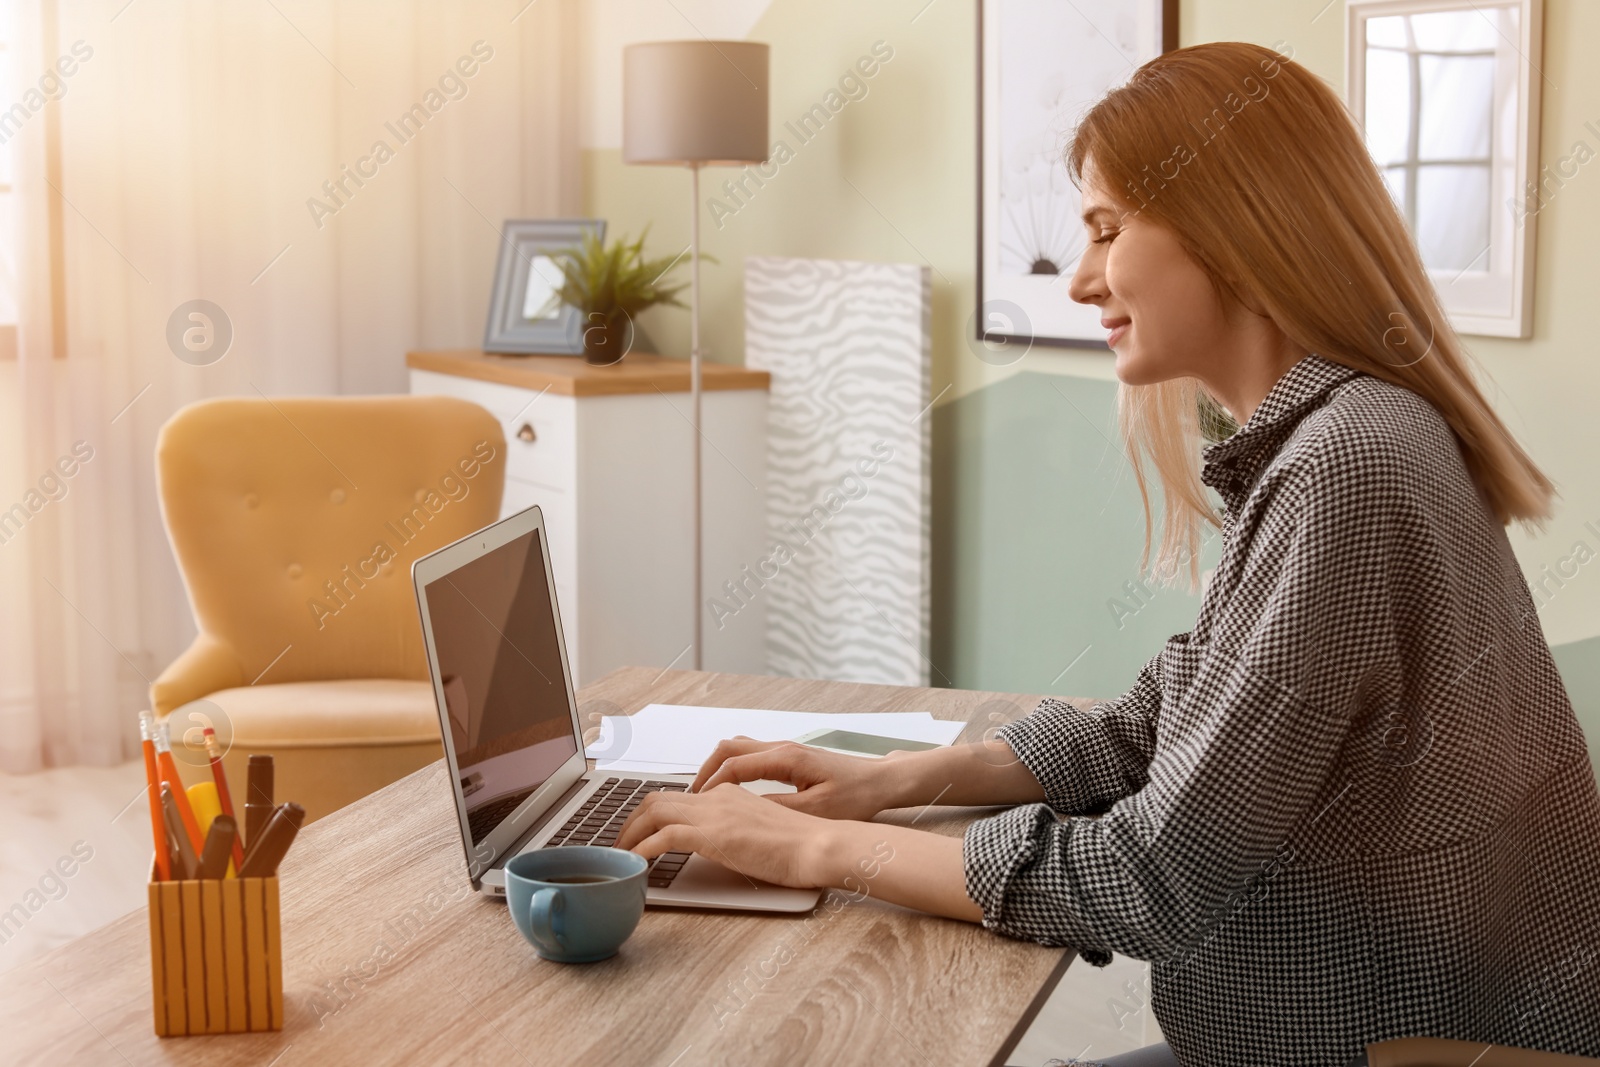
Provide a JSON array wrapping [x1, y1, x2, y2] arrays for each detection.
[[1102, 318, 1131, 348]]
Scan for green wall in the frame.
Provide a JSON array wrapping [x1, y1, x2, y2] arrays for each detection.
[[931, 372, 1219, 703], [1552, 637, 1600, 781], [583, 0, 1600, 753]]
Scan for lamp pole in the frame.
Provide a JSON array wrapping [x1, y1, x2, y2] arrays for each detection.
[[620, 39, 767, 676], [690, 161, 703, 672]]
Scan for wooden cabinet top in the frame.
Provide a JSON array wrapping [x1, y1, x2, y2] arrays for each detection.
[[407, 349, 771, 398]]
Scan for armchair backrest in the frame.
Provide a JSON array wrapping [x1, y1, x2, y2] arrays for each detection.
[[156, 395, 505, 686]]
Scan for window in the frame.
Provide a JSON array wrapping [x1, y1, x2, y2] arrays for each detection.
[[1363, 11, 1501, 273]]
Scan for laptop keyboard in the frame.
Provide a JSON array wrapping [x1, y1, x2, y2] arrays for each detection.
[[467, 789, 536, 842], [545, 777, 694, 888]]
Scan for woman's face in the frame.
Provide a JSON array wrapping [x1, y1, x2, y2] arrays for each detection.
[[1068, 163, 1236, 387]]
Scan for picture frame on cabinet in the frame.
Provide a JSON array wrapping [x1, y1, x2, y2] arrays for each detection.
[[483, 219, 605, 355]]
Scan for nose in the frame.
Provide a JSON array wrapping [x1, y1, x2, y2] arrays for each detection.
[[1068, 246, 1106, 307]]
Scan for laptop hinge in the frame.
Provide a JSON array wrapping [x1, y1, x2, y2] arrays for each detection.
[[496, 774, 593, 867]]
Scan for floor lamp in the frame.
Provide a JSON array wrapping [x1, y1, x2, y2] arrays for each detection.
[[623, 41, 770, 671]]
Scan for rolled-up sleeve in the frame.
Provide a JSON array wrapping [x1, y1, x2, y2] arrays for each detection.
[[962, 804, 1119, 965], [997, 650, 1166, 816]]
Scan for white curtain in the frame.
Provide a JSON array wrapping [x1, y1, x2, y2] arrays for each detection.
[[0, 0, 580, 772]]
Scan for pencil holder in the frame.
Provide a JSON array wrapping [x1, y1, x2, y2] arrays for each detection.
[[147, 860, 283, 1036]]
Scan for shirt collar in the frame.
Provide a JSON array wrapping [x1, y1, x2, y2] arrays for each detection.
[[1200, 354, 1365, 509]]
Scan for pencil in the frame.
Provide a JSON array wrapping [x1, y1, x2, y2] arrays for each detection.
[[152, 718, 204, 856], [202, 727, 246, 872], [138, 712, 170, 881]]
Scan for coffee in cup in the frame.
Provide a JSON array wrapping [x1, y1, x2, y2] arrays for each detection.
[[504, 847, 647, 962]]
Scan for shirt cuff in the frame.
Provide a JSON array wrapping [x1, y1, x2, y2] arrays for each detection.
[[961, 803, 1113, 966]]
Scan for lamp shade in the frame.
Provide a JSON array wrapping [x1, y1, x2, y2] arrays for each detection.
[[623, 41, 770, 166]]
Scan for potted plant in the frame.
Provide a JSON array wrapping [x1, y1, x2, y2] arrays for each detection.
[[551, 225, 704, 366]]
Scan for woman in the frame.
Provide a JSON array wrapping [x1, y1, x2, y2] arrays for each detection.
[[618, 42, 1600, 1066]]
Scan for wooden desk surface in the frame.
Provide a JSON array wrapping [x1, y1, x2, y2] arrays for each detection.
[[407, 349, 772, 397], [0, 668, 1072, 1067]]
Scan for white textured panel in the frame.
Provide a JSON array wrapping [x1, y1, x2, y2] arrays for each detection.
[[744, 256, 932, 686]]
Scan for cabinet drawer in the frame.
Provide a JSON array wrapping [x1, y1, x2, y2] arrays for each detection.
[[410, 369, 544, 420], [501, 402, 575, 492], [412, 369, 576, 492]]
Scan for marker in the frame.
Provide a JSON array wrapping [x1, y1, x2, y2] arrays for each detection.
[[244, 754, 275, 850], [186, 781, 233, 877], [187, 781, 222, 834], [152, 719, 204, 857], [197, 815, 238, 880], [161, 783, 200, 880], [138, 712, 170, 882], [202, 727, 246, 872], [239, 803, 304, 879]]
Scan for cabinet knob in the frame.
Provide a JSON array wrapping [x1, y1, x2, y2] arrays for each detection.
[[516, 422, 536, 443]]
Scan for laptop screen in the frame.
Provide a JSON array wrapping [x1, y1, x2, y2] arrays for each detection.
[[422, 527, 576, 845]]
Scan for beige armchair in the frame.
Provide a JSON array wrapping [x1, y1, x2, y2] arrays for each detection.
[[151, 395, 505, 821]]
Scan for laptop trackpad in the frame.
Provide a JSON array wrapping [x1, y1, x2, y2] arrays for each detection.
[[651, 852, 820, 913]]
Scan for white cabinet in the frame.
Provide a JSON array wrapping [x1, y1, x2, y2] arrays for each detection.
[[408, 351, 768, 687]]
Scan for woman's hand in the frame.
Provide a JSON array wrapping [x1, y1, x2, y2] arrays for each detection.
[[616, 783, 985, 923], [615, 782, 838, 888], [691, 737, 909, 821]]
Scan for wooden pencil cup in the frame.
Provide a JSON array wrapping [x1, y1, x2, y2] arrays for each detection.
[[147, 861, 283, 1036]]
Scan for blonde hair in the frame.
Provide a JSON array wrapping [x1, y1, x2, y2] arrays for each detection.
[[1067, 41, 1555, 588]]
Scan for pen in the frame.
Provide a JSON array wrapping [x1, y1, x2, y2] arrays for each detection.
[[164, 820, 191, 881], [197, 815, 238, 880], [138, 712, 170, 882], [244, 754, 275, 850], [238, 802, 304, 879], [152, 719, 204, 857], [162, 783, 200, 880], [203, 727, 246, 872], [165, 827, 183, 882]]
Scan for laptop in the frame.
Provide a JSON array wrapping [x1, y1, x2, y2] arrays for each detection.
[[411, 503, 821, 912]]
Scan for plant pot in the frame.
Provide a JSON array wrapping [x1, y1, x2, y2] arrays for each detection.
[[581, 310, 632, 366]]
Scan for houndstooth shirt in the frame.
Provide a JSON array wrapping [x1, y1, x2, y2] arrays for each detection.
[[964, 354, 1600, 1067]]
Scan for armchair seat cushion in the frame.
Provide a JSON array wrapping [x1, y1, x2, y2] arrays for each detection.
[[178, 679, 440, 748]]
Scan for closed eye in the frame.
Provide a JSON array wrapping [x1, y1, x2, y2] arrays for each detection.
[[1092, 231, 1119, 245]]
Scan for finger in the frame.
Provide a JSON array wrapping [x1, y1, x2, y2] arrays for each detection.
[[700, 746, 810, 793], [690, 736, 785, 792], [628, 824, 702, 862], [615, 791, 685, 851], [690, 736, 768, 792]]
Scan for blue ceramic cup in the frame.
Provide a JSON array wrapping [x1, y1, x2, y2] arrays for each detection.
[[504, 847, 647, 963]]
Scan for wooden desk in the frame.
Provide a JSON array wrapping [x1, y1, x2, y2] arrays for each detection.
[[0, 669, 1073, 1067]]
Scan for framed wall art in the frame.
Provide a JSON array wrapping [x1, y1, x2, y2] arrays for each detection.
[[977, 0, 1178, 350]]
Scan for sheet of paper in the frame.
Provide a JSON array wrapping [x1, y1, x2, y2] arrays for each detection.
[[585, 703, 967, 773]]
